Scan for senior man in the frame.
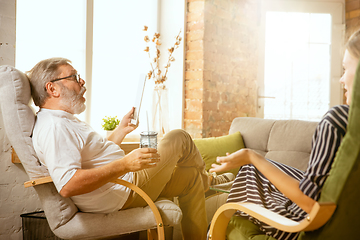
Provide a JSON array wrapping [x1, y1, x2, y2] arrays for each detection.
[[27, 57, 234, 240]]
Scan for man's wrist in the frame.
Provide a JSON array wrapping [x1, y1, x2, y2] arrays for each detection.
[[118, 155, 131, 173]]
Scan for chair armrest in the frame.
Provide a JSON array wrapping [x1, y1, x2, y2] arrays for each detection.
[[111, 179, 164, 240], [24, 176, 165, 240], [24, 176, 52, 187], [208, 201, 336, 240]]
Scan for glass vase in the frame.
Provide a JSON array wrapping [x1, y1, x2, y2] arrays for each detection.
[[152, 84, 169, 137]]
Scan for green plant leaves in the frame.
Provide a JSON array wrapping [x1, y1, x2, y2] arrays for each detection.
[[101, 116, 120, 131]]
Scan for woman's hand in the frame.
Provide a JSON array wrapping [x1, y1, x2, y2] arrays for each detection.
[[209, 148, 254, 173], [211, 148, 316, 214]]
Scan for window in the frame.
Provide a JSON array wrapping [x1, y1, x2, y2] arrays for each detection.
[[16, 0, 87, 119], [16, 0, 185, 138], [264, 12, 331, 120], [91, 0, 157, 136], [257, 0, 344, 121]]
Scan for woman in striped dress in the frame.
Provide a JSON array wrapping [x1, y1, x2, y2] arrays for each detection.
[[209, 29, 360, 240]]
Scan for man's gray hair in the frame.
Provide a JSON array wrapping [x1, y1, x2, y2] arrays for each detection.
[[27, 57, 72, 107]]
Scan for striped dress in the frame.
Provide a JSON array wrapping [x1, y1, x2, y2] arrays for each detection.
[[226, 105, 349, 240]]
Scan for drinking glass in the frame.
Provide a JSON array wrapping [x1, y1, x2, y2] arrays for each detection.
[[140, 131, 158, 149]]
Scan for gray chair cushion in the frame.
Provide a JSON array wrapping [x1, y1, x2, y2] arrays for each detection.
[[0, 65, 48, 178], [0, 65, 78, 229], [52, 198, 182, 240]]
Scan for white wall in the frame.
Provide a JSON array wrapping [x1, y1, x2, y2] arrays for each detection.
[[158, 0, 186, 130], [0, 1, 42, 239]]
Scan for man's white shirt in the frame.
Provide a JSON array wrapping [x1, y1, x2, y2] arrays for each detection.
[[32, 108, 133, 213]]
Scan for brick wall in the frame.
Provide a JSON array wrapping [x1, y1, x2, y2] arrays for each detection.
[[185, 0, 259, 138], [345, 0, 360, 39]]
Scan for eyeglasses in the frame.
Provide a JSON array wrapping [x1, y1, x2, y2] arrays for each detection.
[[50, 74, 81, 83]]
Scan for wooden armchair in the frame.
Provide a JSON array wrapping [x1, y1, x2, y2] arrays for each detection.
[[208, 62, 360, 240], [0, 65, 182, 240]]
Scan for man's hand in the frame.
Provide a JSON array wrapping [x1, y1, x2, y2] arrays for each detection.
[[123, 148, 160, 171], [107, 108, 138, 145], [60, 147, 160, 198], [118, 107, 138, 135]]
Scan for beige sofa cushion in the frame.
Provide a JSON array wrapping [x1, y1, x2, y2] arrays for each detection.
[[229, 117, 276, 157], [266, 120, 318, 171], [229, 117, 318, 171]]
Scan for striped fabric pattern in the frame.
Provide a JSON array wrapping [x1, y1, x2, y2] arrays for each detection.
[[226, 105, 349, 240]]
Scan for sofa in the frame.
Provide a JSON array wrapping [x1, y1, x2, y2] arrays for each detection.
[[202, 117, 319, 225]]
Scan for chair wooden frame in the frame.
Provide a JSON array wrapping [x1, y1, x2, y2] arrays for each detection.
[[24, 176, 165, 240], [208, 201, 336, 240]]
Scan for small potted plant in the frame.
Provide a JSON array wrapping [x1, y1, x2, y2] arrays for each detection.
[[101, 116, 120, 137]]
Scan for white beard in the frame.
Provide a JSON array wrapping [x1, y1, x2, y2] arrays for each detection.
[[59, 84, 86, 114]]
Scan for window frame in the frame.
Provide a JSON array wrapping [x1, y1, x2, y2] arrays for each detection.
[[84, 0, 185, 137]]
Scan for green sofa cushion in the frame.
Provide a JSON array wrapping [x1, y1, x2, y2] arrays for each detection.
[[227, 215, 277, 240], [193, 131, 245, 176]]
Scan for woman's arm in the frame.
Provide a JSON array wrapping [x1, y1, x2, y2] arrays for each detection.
[[210, 149, 316, 213], [249, 151, 315, 213]]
